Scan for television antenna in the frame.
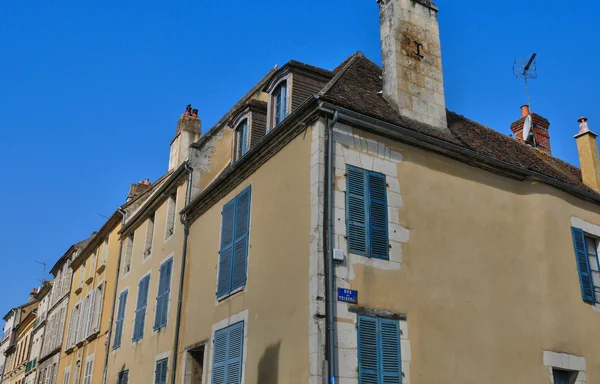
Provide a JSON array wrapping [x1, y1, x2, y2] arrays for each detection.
[[513, 53, 538, 110], [34, 260, 47, 284]]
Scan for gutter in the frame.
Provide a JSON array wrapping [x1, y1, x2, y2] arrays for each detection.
[[101, 209, 126, 384], [325, 111, 339, 384], [170, 163, 193, 384]]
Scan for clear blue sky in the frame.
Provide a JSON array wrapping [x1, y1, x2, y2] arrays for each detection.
[[1, 0, 599, 312]]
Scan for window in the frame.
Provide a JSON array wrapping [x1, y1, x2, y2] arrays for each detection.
[[73, 361, 81, 384], [79, 263, 86, 286], [570, 227, 599, 303], [83, 358, 93, 384], [123, 235, 134, 276], [271, 81, 288, 127], [79, 296, 89, 342], [101, 238, 109, 266], [165, 194, 177, 239], [154, 259, 173, 330], [154, 358, 168, 384], [71, 303, 82, 347], [217, 187, 251, 298], [212, 322, 244, 384], [357, 315, 402, 384], [63, 367, 70, 384], [90, 284, 103, 334], [117, 370, 129, 384], [90, 252, 97, 275], [144, 215, 155, 258], [83, 292, 95, 338], [113, 290, 128, 349], [133, 275, 150, 341], [552, 368, 577, 384], [235, 120, 249, 161], [347, 166, 389, 259]]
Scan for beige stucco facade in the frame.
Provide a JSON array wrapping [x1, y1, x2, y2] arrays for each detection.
[[57, 220, 121, 384], [2, 303, 38, 384]]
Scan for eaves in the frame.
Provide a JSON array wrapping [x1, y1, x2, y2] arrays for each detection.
[[71, 210, 122, 270]]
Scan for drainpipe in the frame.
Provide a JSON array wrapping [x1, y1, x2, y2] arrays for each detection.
[[170, 163, 193, 384], [325, 110, 339, 384], [101, 209, 126, 384]]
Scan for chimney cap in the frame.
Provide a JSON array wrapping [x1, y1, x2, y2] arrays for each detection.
[[579, 117, 588, 123]]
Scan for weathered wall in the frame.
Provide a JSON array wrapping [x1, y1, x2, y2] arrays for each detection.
[[189, 128, 234, 197], [332, 121, 600, 383], [179, 129, 312, 384]]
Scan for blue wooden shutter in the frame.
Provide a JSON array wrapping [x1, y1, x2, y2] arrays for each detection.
[[217, 200, 235, 297], [380, 319, 402, 384], [113, 290, 127, 349], [160, 259, 173, 327], [133, 276, 149, 341], [347, 167, 367, 255], [358, 315, 379, 384], [154, 358, 167, 384], [226, 322, 244, 384], [571, 227, 596, 302], [118, 370, 128, 384], [232, 188, 251, 291], [368, 172, 389, 259], [553, 370, 570, 384], [212, 327, 228, 384], [154, 263, 166, 329], [280, 83, 287, 120]]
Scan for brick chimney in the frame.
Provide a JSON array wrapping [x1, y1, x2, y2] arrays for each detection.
[[169, 105, 201, 171], [575, 117, 600, 192], [378, 0, 447, 129], [510, 105, 551, 154]]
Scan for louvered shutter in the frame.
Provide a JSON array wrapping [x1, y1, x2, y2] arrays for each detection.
[[358, 316, 379, 384], [281, 83, 288, 121], [155, 264, 166, 329], [114, 290, 127, 349], [118, 370, 128, 384], [217, 200, 235, 297], [160, 259, 173, 327], [232, 189, 251, 291], [226, 322, 244, 384], [380, 319, 402, 384], [571, 227, 596, 302], [154, 358, 167, 384], [347, 167, 367, 255], [212, 328, 228, 384], [368, 173, 389, 259], [134, 276, 150, 340]]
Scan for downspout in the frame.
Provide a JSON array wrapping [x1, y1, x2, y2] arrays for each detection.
[[325, 110, 339, 384], [101, 209, 126, 384], [170, 163, 193, 384]]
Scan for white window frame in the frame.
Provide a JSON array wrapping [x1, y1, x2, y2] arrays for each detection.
[[230, 111, 251, 163], [143, 214, 156, 261], [164, 194, 177, 242], [206, 309, 249, 384], [83, 355, 94, 384], [123, 235, 134, 278], [265, 73, 292, 132]]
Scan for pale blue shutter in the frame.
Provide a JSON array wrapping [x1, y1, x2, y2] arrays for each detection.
[[358, 315, 379, 384], [368, 173, 389, 259], [218, 200, 235, 296], [571, 227, 596, 302], [280, 83, 288, 121], [133, 276, 150, 341], [113, 290, 127, 349], [347, 166, 367, 255], [232, 188, 251, 291], [380, 319, 402, 384], [160, 259, 173, 327], [226, 322, 244, 384], [154, 358, 168, 384], [212, 328, 228, 384], [154, 263, 166, 329]]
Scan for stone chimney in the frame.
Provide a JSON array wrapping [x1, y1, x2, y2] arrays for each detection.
[[378, 0, 447, 129], [28, 288, 38, 303], [575, 117, 600, 192], [510, 105, 551, 154], [169, 105, 201, 171], [126, 180, 152, 202]]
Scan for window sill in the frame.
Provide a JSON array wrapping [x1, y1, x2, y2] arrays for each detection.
[[217, 286, 245, 303], [86, 331, 99, 342], [85, 276, 94, 285], [96, 264, 106, 274], [64, 346, 74, 354], [74, 286, 83, 295], [76, 340, 84, 348]]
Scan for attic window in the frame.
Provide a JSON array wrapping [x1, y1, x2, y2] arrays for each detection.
[[272, 81, 288, 127], [235, 119, 249, 161]]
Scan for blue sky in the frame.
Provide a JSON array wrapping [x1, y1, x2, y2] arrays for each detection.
[[1, 0, 599, 312]]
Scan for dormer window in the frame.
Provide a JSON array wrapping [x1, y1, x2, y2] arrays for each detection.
[[235, 119, 249, 160], [272, 81, 288, 127]]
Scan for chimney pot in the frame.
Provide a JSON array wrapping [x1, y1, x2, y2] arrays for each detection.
[[185, 104, 192, 116], [145, 178, 151, 185], [192, 108, 198, 118], [578, 117, 590, 135], [521, 105, 530, 117]]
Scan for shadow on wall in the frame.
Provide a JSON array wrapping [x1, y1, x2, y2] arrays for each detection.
[[256, 341, 281, 384]]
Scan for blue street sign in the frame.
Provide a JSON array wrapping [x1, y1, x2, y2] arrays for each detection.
[[337, 288, 358, 304]]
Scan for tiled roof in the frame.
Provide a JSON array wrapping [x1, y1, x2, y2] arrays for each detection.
[[320, 52, 595, 196]]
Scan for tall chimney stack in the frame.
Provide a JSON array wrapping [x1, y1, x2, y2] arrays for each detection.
[[510, 106, 552, 154], [169, 105, 201, 171], [575, 117, 600, 192], [378, 0, 447, 129]]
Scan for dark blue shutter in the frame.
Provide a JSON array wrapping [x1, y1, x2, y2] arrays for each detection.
[[347, 167, 367, 255], [232, 188, 251, 291], [358, 316, 379, 384], [217, 200, 235, 297], [553, 370, 570, 384], [369, 173, 389, 259], [154, 259, 173, 329], [154, 358, 167, 384], [280, 83, 287, 121], [133, 276, 150, 341], [571, 227, 596, 302], [380, 319, 402, 384], [154, 263, 166, 329], [212, 322, 244, 384], [212, 327, 228, 384], [113, 290, 127, 349]]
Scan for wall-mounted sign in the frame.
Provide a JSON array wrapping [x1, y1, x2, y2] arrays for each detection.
[[337, 288, 358, 304]]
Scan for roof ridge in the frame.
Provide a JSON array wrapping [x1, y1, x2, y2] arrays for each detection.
[[318, 51, 365, 97]]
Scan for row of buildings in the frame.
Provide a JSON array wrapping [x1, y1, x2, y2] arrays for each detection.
[[2, 0, 600, 383]]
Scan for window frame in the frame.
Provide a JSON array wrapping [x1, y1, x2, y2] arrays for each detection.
[[164, 193, 177, 241], [123, 235, 134, 278], [265, 74, 291, 132], [584, 235, 600, 303], [143, 214, 155, 260], [234, 119, 249, 161]]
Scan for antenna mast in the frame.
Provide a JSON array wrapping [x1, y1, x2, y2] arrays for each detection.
[[513, 53, 538, 109], [34, 260, 47, 284]]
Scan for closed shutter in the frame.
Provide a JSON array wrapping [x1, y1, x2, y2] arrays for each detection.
[[113, 290, 128, 349], [118, 370, 128, 384], [154, 259, 173, 330], [133, 276, 150, 340], [92, 285, 103, 333], [212, 322, 244, 384], [232, 188, 251, 291], [571, 227, 596, 302], [358, 316, 402, 384], [347, 167, 367, 255], [217, 200, 235, 297], [154, 358, 168, 384], [552, 370, 570, 384], [369, 173, 389, 259]]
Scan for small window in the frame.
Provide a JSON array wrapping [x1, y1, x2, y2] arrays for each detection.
[[271, 81, 288, 128], [570, 227, 599, 303], [133, 275, 150, 341], [357, 315, 402, 384], [552, 368, 577, 384], [123, 235, 134, 276], [144, 215, 155, 258], [90, 283, 104, 334], [154, 358, 168, 384], [165, 194, 177, 239], [117, 370, 129, 384], [113, 290, 128, 349], [235, 119, 249, 161], [83, 358, 94, 384], [154, 258, 173, 330], [101, 238, 109, 266], [212, 322, 244, 384]]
